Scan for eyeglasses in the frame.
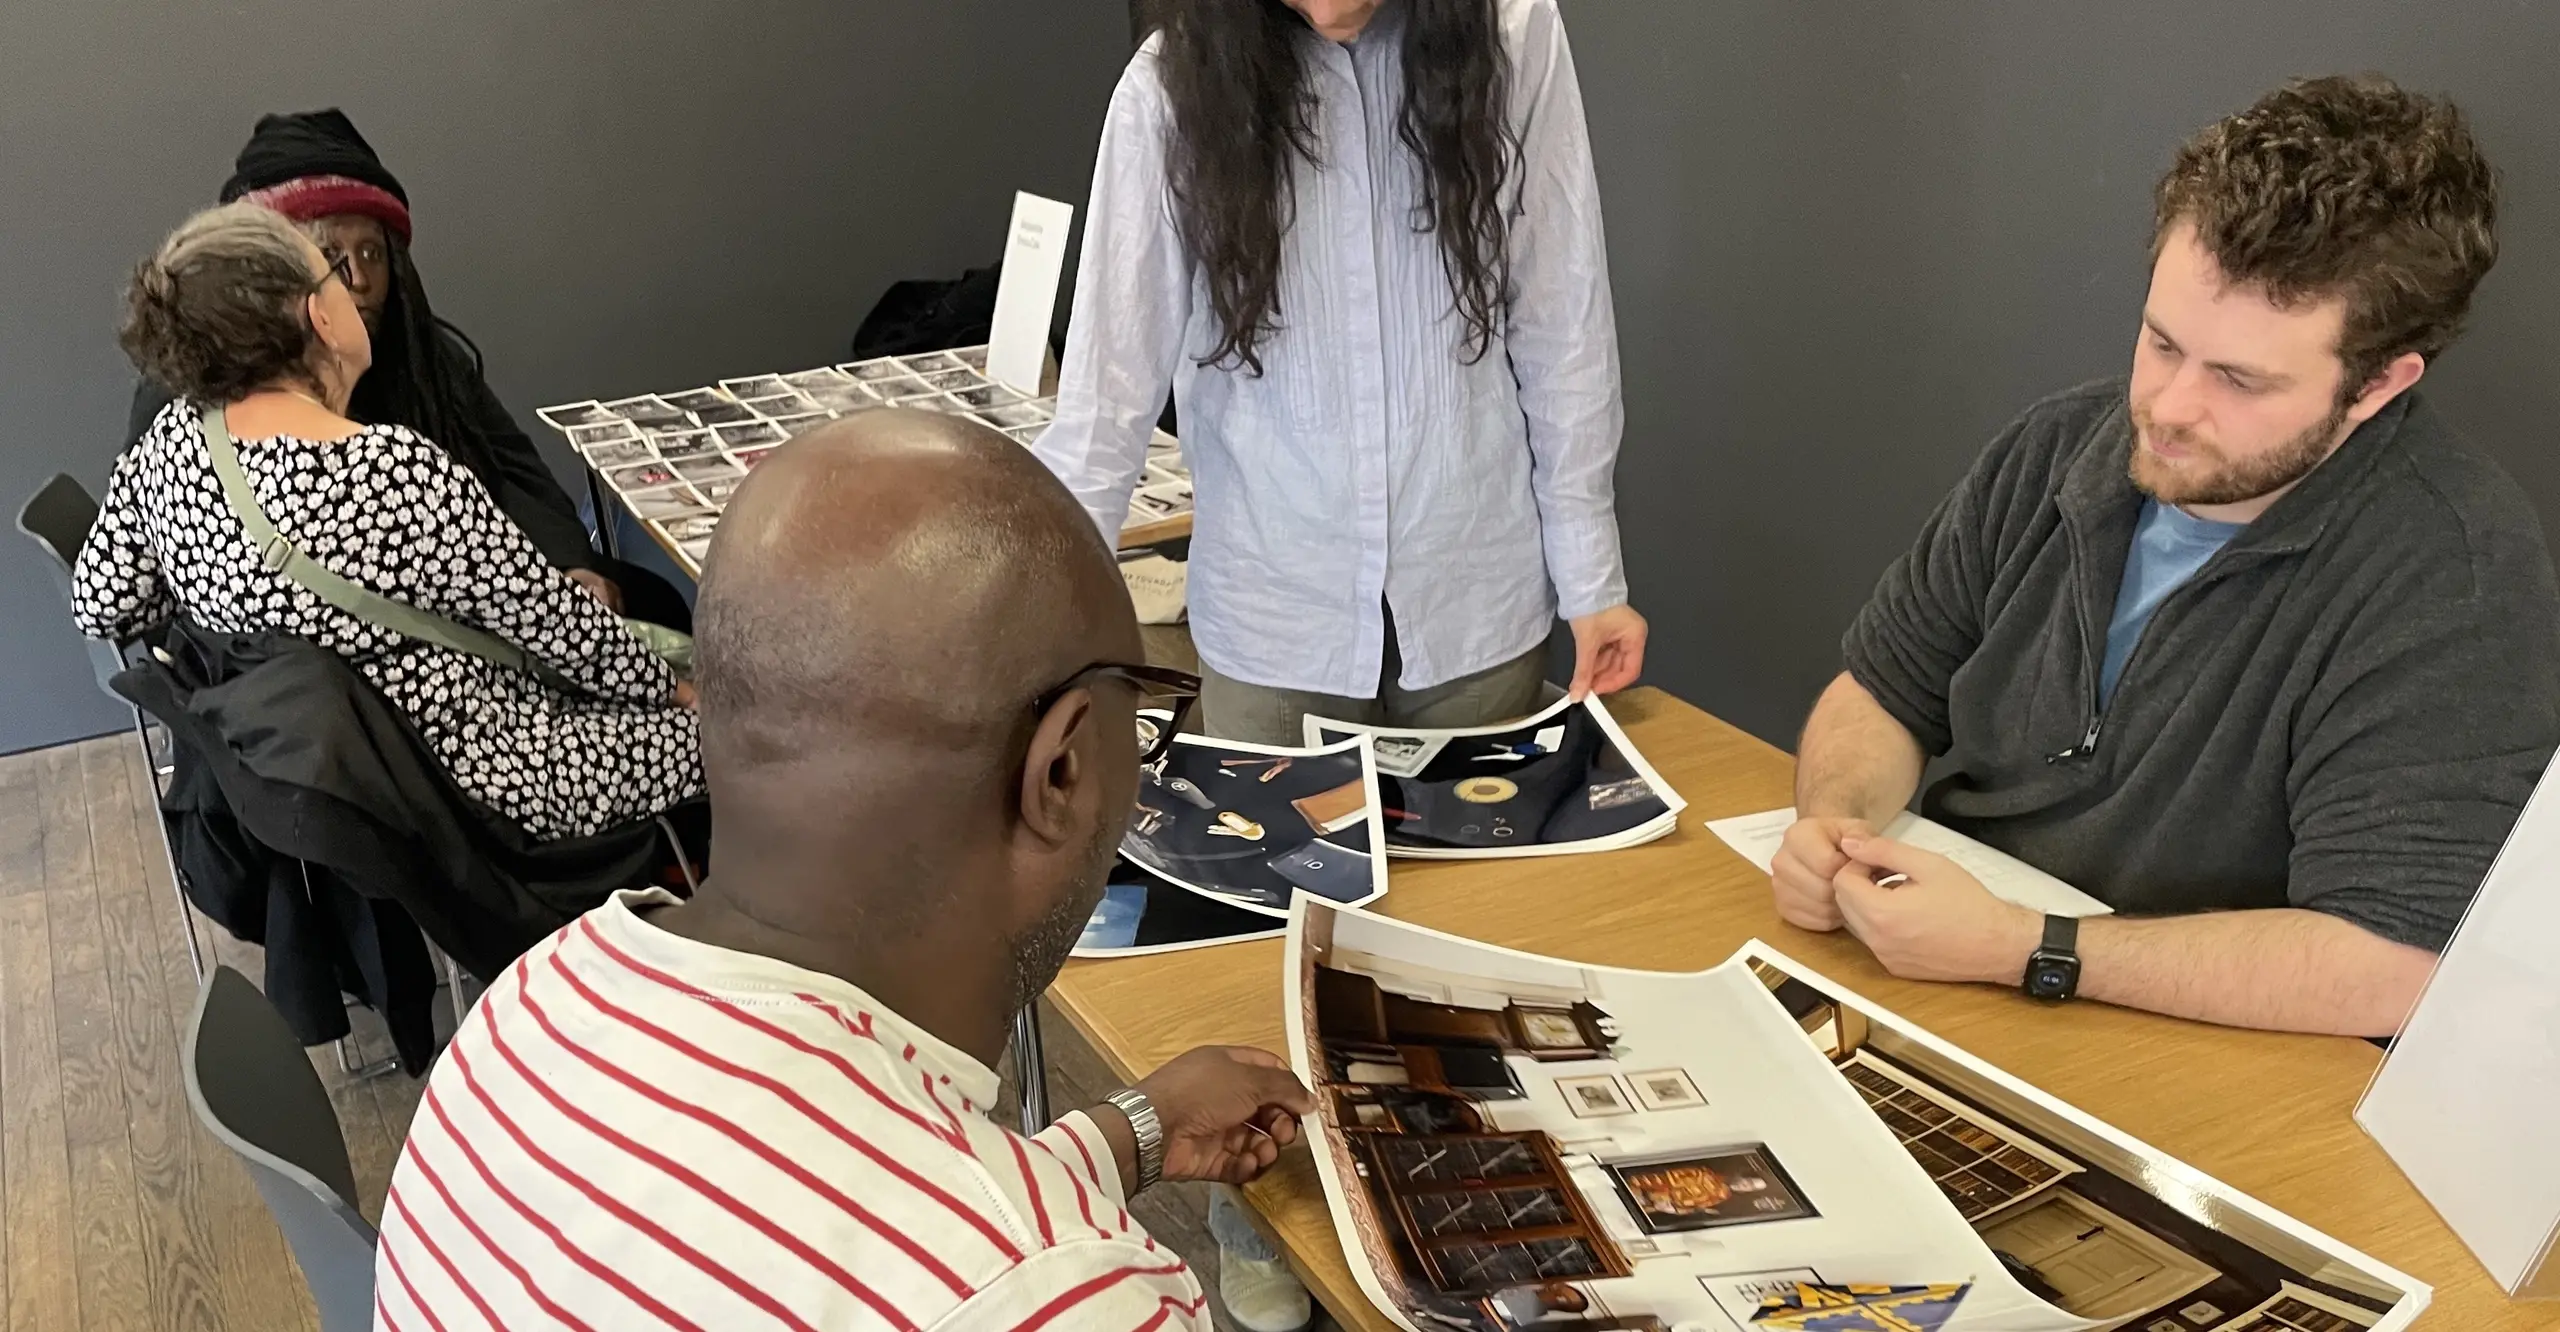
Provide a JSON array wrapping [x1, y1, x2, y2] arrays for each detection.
[[310, 251, 356, 294], [1033, 662, 1201, 766]]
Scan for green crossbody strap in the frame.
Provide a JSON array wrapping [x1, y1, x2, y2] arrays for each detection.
[[200, 402, 562, 684]]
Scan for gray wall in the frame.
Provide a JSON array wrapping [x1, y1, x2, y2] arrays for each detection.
[[0, 0, 1130, 754], [1568, 2, 2560, 745], [8, 2, 2555, 757]]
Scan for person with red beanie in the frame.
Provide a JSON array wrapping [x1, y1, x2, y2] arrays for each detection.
[[125, 108, 691, 630]]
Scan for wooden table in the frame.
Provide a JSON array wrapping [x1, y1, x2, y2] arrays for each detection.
[[1045, 687, 2537, 1330]]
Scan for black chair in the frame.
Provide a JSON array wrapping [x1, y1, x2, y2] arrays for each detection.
[[17, 473, 204, 979], [18, 474, 460, 1073], [184, 966, 376, 1332], [16, 473, 125, 694]]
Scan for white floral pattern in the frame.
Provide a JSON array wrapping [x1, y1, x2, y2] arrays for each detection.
[[74, 399, 703, 840]]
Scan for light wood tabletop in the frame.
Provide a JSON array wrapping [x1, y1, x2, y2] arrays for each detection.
[[1044, 686, 2538, 1331]]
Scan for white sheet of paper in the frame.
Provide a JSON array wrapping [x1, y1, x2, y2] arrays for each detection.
[[1705, 807, 2114, 918], [2358, 752, 2560, 1292], [986, 192, 1075, 395]]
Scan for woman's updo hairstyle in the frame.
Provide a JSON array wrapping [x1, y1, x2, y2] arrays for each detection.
[[118, 202, 322, 402]]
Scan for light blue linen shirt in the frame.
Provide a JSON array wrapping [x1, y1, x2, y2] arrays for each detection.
[[1035, 0, 1628, 697]]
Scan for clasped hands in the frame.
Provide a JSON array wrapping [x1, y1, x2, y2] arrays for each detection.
[[1770, 816, 2041, 985]]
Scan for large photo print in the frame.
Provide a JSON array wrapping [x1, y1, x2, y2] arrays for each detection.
[[1118, 714, 1388, 917], [1282, 901, 2427, 1332], [1305, 696, 1685, 858]]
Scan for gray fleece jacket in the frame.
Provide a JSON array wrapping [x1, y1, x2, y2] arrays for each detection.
[[1845, 378, 2560, 950]]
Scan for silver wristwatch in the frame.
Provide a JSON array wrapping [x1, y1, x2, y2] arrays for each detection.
[[1102, 1087, 1165, 1194]]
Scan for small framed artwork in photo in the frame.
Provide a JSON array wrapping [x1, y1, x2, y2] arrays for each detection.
[[1507, 1002, 1608, 1061], [1608, 1144, 1816, 1233], [1627, 1068, 1705, 1112], [1555, 1074, 1634, 1119]]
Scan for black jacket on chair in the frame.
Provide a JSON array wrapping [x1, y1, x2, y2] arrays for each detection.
[[115, 619, 696, 1072]]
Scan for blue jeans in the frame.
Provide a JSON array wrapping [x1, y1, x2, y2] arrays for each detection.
[[1208, 1185, 1280, 1261]]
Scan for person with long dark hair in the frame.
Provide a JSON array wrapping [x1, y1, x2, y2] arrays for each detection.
[[125, 109, 692, 630], [1038, 0, 1644, 750], [1037, 2, 1637, 1323]]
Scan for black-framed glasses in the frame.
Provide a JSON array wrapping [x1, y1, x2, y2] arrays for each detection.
[[1033, 661, 1201, 766], [311, 250, 356, 293]]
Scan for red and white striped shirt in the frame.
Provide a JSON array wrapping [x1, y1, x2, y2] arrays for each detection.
[[374, 889, 1209, 1332]]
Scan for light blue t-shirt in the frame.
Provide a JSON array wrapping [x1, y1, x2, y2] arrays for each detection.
[[2100, 500, 2245, 705]]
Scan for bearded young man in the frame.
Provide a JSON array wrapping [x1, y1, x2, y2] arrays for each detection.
[[1769, 75, 2560, 1038]]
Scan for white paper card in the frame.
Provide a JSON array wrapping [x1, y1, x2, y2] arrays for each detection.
[[2357, 753, 2560, 1293], [1705, 807, 2114, 918], [987, 191, 1075, 395]]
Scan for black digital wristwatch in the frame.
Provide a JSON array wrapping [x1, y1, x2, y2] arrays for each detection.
[[2021, 914, 2081, 1001]]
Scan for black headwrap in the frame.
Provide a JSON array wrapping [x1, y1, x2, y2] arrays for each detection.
[[215, 109, 502, 495], [219, 109, 409, 210]]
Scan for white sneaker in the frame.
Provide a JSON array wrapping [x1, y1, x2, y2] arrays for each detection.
[[1218, 1253, 1313, 1332]]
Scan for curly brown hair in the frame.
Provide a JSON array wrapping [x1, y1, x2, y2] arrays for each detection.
[[118, 202, 324, 403], [2154, 74, 2499, 397]]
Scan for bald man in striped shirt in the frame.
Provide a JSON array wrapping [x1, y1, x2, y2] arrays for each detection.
[[374, 411, 1314, 1331]]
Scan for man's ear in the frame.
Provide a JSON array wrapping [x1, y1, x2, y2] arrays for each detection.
[[1017, 688, 1093, 850], [2345, 351, 2426, 427]]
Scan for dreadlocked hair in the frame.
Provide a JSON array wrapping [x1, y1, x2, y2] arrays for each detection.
[[343, 236, 507, 496]]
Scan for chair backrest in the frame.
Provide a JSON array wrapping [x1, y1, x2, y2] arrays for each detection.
[[16, 471, 96, 574], [17, 472, 131, 703], [184, 966, 378, 1332]]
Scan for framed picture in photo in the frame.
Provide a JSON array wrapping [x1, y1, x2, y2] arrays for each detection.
[[1608, 1145, 1816, 1233], [1506, 1001, 1608, 1061], [1627, 1068, 1706, 1112], [1555, 1074, 1635, 1119]]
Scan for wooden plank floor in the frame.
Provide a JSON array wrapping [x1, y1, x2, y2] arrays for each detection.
[[0, 645, 1318, 1331]]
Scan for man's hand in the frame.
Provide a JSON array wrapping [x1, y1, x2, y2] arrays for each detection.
[[567, 568, 624, 614], [1567, 605, 1648, 699], [1770, 816, 1873, 931], [1133, 1046, 1314, 1186], [1831, 835, 2040, 985]]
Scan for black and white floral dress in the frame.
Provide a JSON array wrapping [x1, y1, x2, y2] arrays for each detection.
[[74, 398, 703, 840]]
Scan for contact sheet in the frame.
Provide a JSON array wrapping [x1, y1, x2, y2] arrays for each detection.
[[537, 345, 1193, 573]]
